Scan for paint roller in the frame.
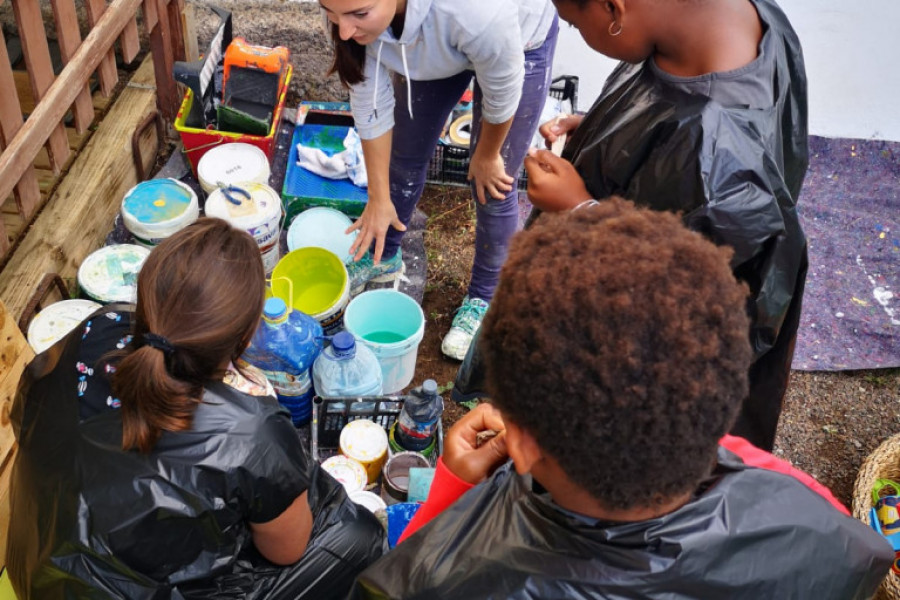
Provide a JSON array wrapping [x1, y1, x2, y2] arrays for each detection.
[[218, 38, 290, 135]]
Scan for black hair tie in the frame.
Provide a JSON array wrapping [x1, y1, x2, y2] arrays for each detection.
[[143, 333, 175, 355]]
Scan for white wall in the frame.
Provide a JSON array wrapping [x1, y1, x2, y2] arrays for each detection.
[[553, 0, 900, 142]]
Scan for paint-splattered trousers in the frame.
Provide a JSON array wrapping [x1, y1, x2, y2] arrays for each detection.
[[382, 18, 559, 302]]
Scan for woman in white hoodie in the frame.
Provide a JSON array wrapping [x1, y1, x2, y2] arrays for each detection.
[[321, 0, 558, 360]]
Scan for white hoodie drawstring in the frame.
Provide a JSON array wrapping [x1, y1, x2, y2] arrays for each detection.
[[400, 44, 413, 120], [373, 40, 384, 120], [372, 39, 414, 122]]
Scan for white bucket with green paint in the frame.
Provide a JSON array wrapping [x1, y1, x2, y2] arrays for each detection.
[[343, 289, 425, 394], [121, 178, 199, 248], [77, 244, 151, 304]]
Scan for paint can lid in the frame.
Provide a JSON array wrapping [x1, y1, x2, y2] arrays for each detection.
[[349, 490, 388, 514], [340, 419, 388, 463], [77, 244, 151, 303], [197, 143, 271, 194], [321, 455, 368, 494], [287, 207, 357, 264], [27, 299, 103, 354], [204, 183, 282, 231], [121, 178, 199, 242]]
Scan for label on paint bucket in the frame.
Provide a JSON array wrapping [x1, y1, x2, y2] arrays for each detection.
[[205, 183, 283, 273], [121, 178, 199, 247], [197, 143, 271, 194], [78, 244, 151, 304]]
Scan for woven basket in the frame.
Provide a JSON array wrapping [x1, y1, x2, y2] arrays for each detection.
[[853, 433, 900, 600]]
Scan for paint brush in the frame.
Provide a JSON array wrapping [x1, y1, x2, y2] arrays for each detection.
[[476, 429, 501, 448], [550, 114, 568, 157]]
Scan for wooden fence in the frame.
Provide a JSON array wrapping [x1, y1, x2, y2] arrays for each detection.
[[0, 0, 186, 260]]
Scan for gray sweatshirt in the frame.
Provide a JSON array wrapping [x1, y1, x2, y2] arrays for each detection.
[[348, 0, 556, 139]]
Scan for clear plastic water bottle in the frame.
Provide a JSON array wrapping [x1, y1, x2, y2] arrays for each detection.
[[240, 297, 323, 425], [394, 379, 443, 452], [312, 331, 383, 397]]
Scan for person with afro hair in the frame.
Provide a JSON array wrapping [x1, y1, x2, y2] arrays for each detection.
[[350, 198, 891, 599]]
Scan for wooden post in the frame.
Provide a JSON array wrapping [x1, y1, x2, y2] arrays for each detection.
[[147, 0, 178, 122], [0, 29, 41, 227], [0, 0, 143, 209], [84, 0, 120, 97], [49, 0, 96, 134], [0, 296, 35, 568], [11, 0, 70, 173]]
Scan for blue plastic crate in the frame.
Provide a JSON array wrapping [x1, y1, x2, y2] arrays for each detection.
[[282, 122, 369, 222]]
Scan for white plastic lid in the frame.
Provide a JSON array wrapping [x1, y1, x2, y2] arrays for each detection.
[[204, 183, 283, 235], [321, 455, 368, 494], [197, 143, 271, 193], [121, 178, 199, 244], [339, 419, 388, 462], [287, 206, 358, 264], [77, 244, 151, 303], [349, 490, 387, 514], [27, 299, 102, 354]]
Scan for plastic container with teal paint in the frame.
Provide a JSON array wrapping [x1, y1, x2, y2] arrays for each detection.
[[343, 289, 425, 394], [121, 178, 199, 248]]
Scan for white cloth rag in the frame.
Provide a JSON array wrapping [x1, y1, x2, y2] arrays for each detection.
[[296, 128, 368, 188]]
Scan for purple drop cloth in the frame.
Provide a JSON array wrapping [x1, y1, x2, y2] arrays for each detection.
[[516, 136, 899, 371], [792, 136, 899, 371]]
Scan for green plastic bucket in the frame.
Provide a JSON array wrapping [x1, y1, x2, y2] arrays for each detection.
[[343, 289, 425, 394]]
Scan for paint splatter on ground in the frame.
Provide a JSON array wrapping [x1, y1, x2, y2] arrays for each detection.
[[793, 136, 899, 370]]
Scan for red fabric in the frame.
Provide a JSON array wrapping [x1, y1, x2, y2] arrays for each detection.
[[720, 434, 849, 515], [398, 458, 474, 544], [399, 435, 849, 544]]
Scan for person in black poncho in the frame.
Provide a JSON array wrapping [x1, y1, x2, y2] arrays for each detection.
[[352, 199, 890, 600], [8, 218, 385, 599]]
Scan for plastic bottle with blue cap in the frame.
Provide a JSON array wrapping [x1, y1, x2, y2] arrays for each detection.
[[240, 297, 323, 425], [312, 331, 383, 397]]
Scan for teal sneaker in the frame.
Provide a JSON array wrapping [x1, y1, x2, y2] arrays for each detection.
[[441, 296, 489, 360], [347, 250, 404, 296]]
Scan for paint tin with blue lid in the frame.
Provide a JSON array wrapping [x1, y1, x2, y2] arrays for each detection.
[[77, 244, 151, 304], [121, 178, 199, 248]]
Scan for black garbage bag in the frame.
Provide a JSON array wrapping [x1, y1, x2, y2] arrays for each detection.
[[457, 0, 809, 450], [351, 450, 893, 599], [7, 308, 386, 599]]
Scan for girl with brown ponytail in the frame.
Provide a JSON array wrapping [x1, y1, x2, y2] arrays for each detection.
[[8, 218, 385, 599]]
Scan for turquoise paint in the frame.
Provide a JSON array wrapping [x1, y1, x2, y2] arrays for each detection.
[[123, 179, 194, 224]]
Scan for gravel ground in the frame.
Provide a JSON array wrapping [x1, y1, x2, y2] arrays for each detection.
[[190, 0, 900, 511]]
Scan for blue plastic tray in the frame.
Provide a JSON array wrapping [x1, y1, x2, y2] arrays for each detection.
[[282, 123, 369, 221]]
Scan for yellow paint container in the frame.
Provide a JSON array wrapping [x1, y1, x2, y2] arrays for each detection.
[[339, 419, 388, 484]]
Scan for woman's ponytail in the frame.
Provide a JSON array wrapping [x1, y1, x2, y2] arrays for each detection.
[[109, 218, 265, 453]]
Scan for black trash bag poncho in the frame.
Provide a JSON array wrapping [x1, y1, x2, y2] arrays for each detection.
[[7, 308, 386, 599], [351, 452, 893, 599], [456, 0, 808, 450]]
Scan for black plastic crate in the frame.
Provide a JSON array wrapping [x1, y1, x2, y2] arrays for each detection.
[[426, 75, 579, 190], [311, 396, 443, 465]]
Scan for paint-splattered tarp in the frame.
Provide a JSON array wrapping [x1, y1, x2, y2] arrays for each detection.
[[791, 136, 899, 371]]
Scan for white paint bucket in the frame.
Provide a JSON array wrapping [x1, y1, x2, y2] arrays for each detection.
[[343, 289, 425, 394], [197, 143, 271, 194], [287, 206, 358, 264], [77, 244, 151, 304], [205, 183, 284, 274], [121, 178, 199, 248], [27, 299, 102, 354]]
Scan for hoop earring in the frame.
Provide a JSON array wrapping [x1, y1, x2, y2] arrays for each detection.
[[608, 21, 623, 36]]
